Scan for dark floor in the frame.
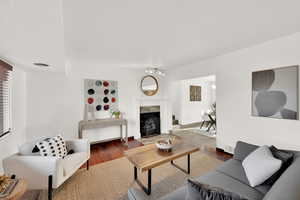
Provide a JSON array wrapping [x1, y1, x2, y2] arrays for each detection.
[[82, 137, 232, 169]]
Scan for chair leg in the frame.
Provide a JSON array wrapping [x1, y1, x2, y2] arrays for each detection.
[[87, 160, 89, 170], [48, 175, 53, 200]]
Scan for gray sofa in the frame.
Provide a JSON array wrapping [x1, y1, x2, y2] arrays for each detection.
[[128, 141, 300, 200]]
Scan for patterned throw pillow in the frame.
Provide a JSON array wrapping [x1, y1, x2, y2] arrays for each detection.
[[36, 135, 68, 158]]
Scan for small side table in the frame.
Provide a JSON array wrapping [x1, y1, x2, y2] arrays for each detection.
[[0, 180, 27, 200]]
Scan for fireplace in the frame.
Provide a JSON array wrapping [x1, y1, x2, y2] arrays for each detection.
[[140, 106, 161, 138]]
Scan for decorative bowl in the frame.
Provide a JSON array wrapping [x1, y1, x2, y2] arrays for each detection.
[[156, 139, 173, 151]]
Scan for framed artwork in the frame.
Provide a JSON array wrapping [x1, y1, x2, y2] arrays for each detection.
[[190, 85, 201, 101], [84, 79, 118, 112], [252, 65, 299, 120]]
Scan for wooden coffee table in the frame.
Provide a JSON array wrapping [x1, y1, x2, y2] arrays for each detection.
[[125, 140, 199, 195]]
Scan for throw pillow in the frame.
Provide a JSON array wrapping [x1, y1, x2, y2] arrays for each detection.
[[36, 135, 68, 158], [67, 149, 75, 155], [242, 145, 282, 187], [185, 179, 248, 200], [32, 145, 40, 153], [263, 146, 294, 185]]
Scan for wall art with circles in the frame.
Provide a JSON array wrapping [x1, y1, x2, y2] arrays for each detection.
[[84, 79, 118, 112]]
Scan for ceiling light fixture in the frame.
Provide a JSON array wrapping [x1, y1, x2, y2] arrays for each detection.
[[145, 67, 166, 76]]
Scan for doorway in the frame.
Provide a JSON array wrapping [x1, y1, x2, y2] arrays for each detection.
[[170, 75, 216, 138]]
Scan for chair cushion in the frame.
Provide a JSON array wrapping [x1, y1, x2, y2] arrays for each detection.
[[242, 146, 282, 187], [62, 152, 88, 176], [19, 137, 48, 156]]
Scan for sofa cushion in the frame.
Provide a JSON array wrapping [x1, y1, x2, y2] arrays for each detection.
[[263, 145, 294, 185], [186, 178, 248, 200], [263, 156, 300, 200], [234, 141, 259, 161], [216, 159, 250, 185], [195, 171, 264, 200], [216, 159, 271, 195], [254, 185, 271, 195], [242, 146, 282, 187]]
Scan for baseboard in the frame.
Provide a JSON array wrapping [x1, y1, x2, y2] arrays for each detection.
[[90, 136, 135, 146], [216, 147, 233, 156]]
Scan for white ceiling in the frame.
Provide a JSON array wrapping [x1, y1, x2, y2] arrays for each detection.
[[0, 0, 65, 72], [1, 0, 300, 71]]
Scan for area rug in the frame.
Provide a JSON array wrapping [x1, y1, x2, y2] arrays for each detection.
[[34, 152, 222, 200]]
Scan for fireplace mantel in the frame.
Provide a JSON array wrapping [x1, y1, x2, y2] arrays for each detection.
[[134, 97, 171, 138]]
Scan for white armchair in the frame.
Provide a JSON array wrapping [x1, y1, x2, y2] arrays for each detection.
[[3, 138, 90, 200]]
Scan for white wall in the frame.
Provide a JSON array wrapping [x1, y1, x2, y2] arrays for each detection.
[[26, 61, 167, 142], [172, 76, 215, 125], [0, 67, 26, 173], [167, 32, 300, 152]]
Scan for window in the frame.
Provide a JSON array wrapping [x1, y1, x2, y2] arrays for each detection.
[[0, 60, 12, 138]]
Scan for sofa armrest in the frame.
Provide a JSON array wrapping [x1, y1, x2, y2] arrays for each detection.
[[263, 157, 300, 200], [233, 141, 258, 161], [66, 139, 90, 157], [3, 154, 63, 189]]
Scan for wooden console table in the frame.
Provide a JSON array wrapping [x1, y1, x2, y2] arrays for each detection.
[[78, 118, 128, 145]]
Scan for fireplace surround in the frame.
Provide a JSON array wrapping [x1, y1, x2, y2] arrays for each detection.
[[140, 106, 161, 138]]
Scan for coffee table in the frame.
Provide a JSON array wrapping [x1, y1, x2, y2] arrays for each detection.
[[124, 141, 199, 195]]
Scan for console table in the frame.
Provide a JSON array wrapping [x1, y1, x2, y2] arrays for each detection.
[[78, 118, 128, 146]]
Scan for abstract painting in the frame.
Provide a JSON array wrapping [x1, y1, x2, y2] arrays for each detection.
[[252, 65, 299, 120], [84, 79, 118, 112], [190, 85, 201, 101]]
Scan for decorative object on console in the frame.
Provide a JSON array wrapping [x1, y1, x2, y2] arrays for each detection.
[[252, 65, 299, 120], [141, 75, 159, 96], [111, 110, 122, 119], [84, 79, 118, 114], [190, 85, 201, 101]]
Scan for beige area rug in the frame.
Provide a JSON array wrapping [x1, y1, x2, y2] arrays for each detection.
[[32, 152, 222, 200]]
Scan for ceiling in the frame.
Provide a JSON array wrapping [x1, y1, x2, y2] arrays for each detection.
[[0, 0, 65, 72], [1, 0, 300, 71]]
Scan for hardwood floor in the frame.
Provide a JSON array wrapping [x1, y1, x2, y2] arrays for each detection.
[[82, 137, 232, 168], [81, 137, 143, 168]]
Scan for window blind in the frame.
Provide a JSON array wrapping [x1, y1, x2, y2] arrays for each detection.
[[0, 60, 12, 138]]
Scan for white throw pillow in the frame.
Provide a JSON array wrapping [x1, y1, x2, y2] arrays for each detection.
[[242, 145, 282, 187], [36, 135, 68, 158]]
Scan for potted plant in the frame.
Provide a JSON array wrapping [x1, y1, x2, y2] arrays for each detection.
[[111, 110, 121, 119]]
